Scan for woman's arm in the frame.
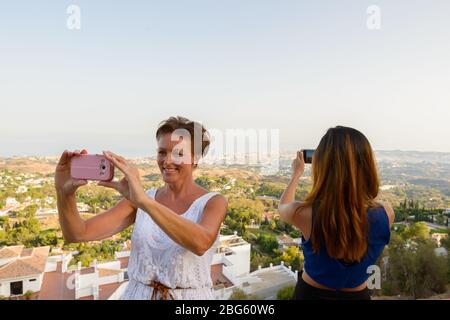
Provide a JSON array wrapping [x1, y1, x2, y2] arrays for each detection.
[[55, 150, 136, 243], [58, 196, 136, 242], [100, 151, 228, 256], [278, 151, 305, 225], [138, 194, 228, 256]]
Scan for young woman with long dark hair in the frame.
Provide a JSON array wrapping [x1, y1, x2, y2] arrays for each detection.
[[278, 126, 394, 300]]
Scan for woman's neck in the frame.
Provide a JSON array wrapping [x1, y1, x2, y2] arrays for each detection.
[[164, 178, 197, 198]]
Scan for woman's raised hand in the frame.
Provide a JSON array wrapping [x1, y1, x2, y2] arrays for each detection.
[[98, 151, 147, 208], [55, 149, 89, 196], [292, 150, 305, 179]]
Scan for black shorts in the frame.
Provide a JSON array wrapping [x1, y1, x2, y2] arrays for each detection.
[[292, 271, 371, 300]]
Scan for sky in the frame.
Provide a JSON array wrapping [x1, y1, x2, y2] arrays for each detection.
[[1, 0, 449, 157]]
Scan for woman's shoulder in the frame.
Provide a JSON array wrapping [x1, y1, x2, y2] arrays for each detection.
[[369, 201, 395, 226], [203, 191, 227, 208]]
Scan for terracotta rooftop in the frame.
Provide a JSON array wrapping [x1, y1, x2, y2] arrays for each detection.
[[38, 262, 75, 300], [118, 257, 129, 269], [80, 267, 95, 275], [78, 282, 124, 300], [263, 211, 274, 220], [0, 246, 50, 280], [21, 248, 34, 257], [278, 234, 294, 244], [98, 268, 122, 277], [0, 245, 24, 259]]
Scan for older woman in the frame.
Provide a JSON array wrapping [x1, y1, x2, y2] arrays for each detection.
[[55, 116, 228, 300]]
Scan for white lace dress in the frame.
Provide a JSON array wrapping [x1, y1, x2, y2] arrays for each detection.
[[121, 188, 220, 300]]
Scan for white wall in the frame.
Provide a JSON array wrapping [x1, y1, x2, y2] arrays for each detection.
[[98, 272, 124, 286], [45, 253, 73, 273], [115, 251, 130, 259], [45, 259, 58, 272], [96, 261, 121, 270], [0, 280, 8, 296], [75, 272, 98, 299], [0, 274, 43, 297], [222, 243, 251, 278]]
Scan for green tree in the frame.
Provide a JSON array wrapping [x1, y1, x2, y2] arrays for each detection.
[[440, 236, 450, 250], [276, 285, 295, 300], [384, 233, 447, 299], [256, 234, 279, 254], [275, 246, 304, 271], [227, 198, 265, 225], [120, 226, 133, 241], [0, 216, 9, 228], [289, 229, 301, 238], [401, 222, 429, 240], [250, 251, 273, 271], [228, 288, 262, 300], [23, 290, 34, 300], [0, 229, 7, 245], [34, 230, 58, 247]]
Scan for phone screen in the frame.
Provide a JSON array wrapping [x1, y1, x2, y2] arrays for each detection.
[[303, 149, 315, 164]]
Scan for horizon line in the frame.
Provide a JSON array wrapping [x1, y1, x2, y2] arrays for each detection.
[[1, 148, 450, 159]]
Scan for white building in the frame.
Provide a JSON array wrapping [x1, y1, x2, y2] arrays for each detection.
[[76, 203, 91, 213], [277, 234, 302, 250], [434, 247, 448, 257], [213, 233, 252, 281], [35, 208, 58, 219], [0, 234, 297, 300], [45, 197, 55, 205], [73, 259, 126, 300], [0, 208, 11, 217], [0, 244, 130, 300], [16, 186, 28, 194], [211, 233, 297, 300], [431, 233, 448, 247], [0, 246, 50, 297], [5, 198, 19, 208], [38, 247, 130, 300]]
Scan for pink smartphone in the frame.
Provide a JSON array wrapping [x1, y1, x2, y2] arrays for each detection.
[[70, 154, 114, 181]]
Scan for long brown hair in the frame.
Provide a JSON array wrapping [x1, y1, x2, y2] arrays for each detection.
[[302, 126, 380, 262]]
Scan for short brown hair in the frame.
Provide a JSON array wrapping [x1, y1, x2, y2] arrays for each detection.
[[156, 116, 210, 158]]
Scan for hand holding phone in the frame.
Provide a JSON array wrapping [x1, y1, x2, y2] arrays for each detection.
[[71, 154, 115, 182], [302, 149, 315, 164]]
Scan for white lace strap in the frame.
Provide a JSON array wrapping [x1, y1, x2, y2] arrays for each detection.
[[146, 188, 157, 199], [198, 192, 220, 207], [195, 192, 221, 217], [145, 189, 220, 214]]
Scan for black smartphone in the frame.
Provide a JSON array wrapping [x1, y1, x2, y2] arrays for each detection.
[[302, 149, 315, 164]]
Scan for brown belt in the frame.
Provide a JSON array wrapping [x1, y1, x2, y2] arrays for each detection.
[[148, 281, 192, 300]]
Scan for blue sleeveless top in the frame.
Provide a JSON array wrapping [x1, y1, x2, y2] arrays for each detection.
[[301, 206, 390, 289]]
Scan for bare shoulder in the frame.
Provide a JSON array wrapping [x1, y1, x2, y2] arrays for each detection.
[[205, 193, 228, 210], [291, 203, 313, 236], [201, 194, 228, 224], [294, 202, 311, 217], [378, 201, 395, 226]]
